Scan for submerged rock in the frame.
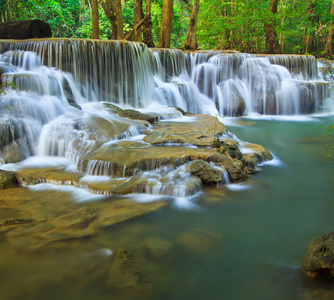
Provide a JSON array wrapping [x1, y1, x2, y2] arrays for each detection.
[[302, 231, 334, 278], [106, 249, 150, 296], [178, 228, 223, 252], [0, 186, 168, 248], [0, 217, 34, 226], [144, 237, 172, 259]]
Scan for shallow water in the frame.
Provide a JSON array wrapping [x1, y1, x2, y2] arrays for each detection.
[[1, 116, 334, 300]]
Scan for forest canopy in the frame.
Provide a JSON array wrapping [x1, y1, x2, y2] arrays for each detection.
[[1, 0, 334, 57]]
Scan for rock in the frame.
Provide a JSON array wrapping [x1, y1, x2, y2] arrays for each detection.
[[0, 169, 18, 189], [169, 106, 187, 115], [0, 118, 33, 163], [186, 160, 224, 184], [0, 218, 34, 226], [302, 231, 334, 278], [241, 143, 273, 162], [242, 154, 258, 174], [218, 80, 246, 116], [211, 153, 247, 182], [106, 249, 150, 297], [118, 109, 159, 124], [0, 20, 52, 39], [75, 114, 146, 141], [101, 102, 123, 114], [144, 237, 172, 259], [143, 114, 227, 146], [178, 228, 223, 252], [79, 142, 219, 177], [1, 142, 29, 163], [216, 139, 243, 160], [16, 167, 83, 187], [0, 186, 168, 248]]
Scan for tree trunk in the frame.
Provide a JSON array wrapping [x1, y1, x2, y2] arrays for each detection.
[[0, 20, 52, 39], [133, 0, 144, 41], [100, 0, 118, 39], [115, 0, 123, 39], [303, 0, 317, 54], [325, 0, 334, 56], [91, 0, 100, 39], [143, 0, 155, 47], [265, 0, 280, 54], [182, 0, 200, 50], [158, 0, 173, 48]]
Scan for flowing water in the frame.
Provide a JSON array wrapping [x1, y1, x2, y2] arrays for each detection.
[[0, 39, 334, 299], [0, 116, 333, 300]]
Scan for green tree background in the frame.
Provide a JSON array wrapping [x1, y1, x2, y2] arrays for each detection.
[[0, 0, 334, 55]]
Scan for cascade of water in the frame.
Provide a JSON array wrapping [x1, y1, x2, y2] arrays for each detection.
[[133, 165, 201, 198], [1, 39, 331, 117], [0, 38, 332, 198]]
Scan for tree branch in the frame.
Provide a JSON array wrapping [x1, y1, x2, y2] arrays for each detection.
[[123, 13, 149, 41]]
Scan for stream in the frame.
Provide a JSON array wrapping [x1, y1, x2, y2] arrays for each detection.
[[1, 115, 333, 300]]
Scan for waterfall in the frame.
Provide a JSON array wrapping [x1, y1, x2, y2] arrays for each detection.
[[0, 38, 333, 197], [0, 39, 330, 118]]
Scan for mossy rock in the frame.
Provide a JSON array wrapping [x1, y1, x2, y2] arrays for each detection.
[[302, 231, 334, 278], [186, 160, 224, 184], [0, 169, 19, 189]]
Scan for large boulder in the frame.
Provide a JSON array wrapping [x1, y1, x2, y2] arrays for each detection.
[[302, 231, 334, 278], [0, 20, 52, 39]]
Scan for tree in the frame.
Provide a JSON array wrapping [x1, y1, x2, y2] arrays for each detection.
[[133, 0, 144, 41], [158, 0, 173, 48], [91, 0, 100, 39], [325, 0, 334, 56], [182, 0, 200, 50], [100, 0, 118, 39], [143, 0, 155, 46], [265, 0, 280, 54], [115, 0, 123, 39]]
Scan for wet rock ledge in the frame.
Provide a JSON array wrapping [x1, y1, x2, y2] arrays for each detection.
[[0, 111, 273, 196]]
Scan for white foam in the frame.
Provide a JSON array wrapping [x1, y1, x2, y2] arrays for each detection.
[[160, 116, 198, 123], [243, 113, 318, 122], [129, 192, 201, 210], [1, 156, 76, 171], [80, 175, 112, 183], [27, 183, 106, 202], [173, 194, 201, 210], [129, 193, 169, 203], [226, 183, 252, 191], [258, 155, 283, 167]]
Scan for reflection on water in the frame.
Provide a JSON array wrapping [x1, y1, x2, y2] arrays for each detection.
[[0, 116, 334, 300]]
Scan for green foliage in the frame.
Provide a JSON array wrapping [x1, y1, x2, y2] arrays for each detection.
[[151, 0, 188, 48], [320, 124, 334, 158], [1, 0, 333, 54], [197, 0, 334, 55], [0, 82, 16, 111]]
